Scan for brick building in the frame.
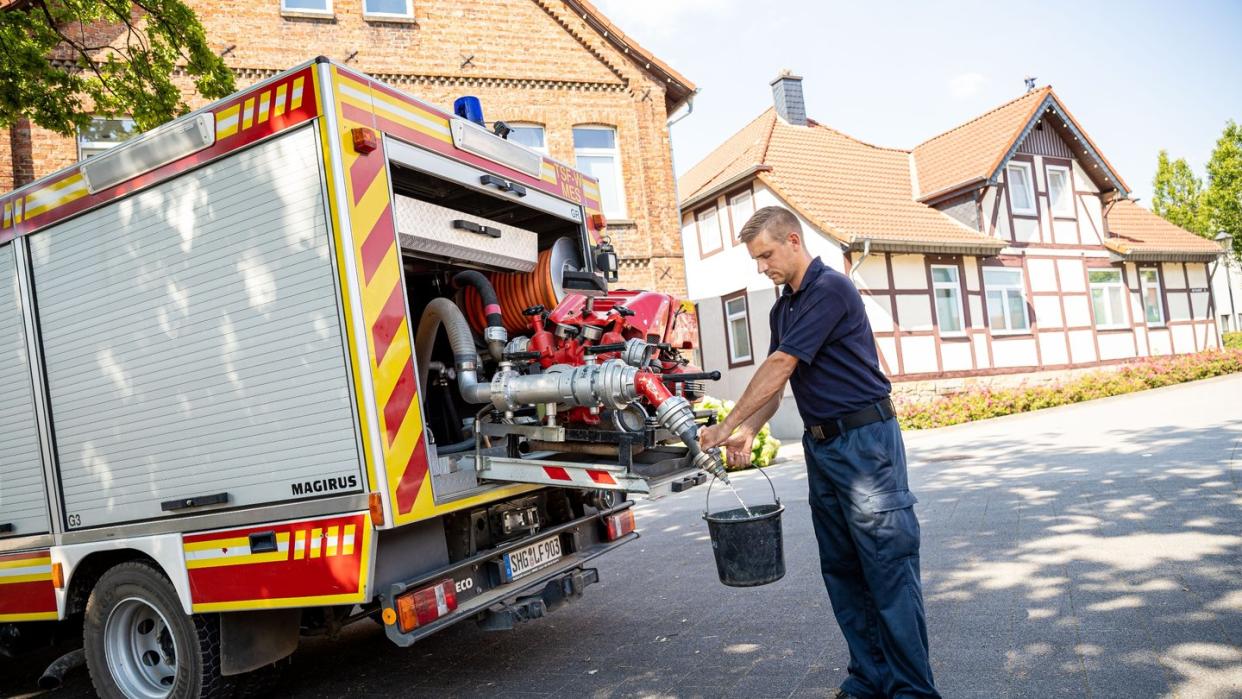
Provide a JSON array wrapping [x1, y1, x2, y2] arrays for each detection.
[[0, 0, 695, 294]]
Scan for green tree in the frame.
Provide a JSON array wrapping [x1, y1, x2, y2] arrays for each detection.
[[0, 0, 234, 136], [1152, 150, 1208, 235], [1204, 120, 1242, 259]]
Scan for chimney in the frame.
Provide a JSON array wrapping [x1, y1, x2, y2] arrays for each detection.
[[770, 70, 806, 126]]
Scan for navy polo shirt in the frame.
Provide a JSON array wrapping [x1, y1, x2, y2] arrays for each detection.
[[769, 257, 891, 424]]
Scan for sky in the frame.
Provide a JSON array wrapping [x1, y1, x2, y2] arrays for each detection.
[[593, 0, 1242, 208]]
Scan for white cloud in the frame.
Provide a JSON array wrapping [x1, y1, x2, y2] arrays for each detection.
[[592, 0, 741, 40], [948, 72, 988, 99]]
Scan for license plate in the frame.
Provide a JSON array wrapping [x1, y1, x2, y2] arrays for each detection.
[[502, 536, 562, 582]]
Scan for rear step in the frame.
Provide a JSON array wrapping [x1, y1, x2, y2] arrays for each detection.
[[478, 455, 651, 494]]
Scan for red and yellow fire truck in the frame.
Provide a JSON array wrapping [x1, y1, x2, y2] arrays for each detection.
[[0, 58, 724, 697]]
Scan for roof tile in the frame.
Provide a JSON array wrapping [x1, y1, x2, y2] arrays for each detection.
[[1103, 199, 1223, 258]]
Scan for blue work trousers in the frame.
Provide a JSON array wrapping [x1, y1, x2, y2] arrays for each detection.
[[803, 417, 939, 699]]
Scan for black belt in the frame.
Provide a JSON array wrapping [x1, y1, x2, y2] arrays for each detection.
[[806, 398, 896, 441]]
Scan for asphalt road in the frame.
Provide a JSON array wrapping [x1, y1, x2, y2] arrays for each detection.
[[4, 375, 1241, 698]]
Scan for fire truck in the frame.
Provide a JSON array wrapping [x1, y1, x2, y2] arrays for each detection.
[[0, 58, 725, 697]]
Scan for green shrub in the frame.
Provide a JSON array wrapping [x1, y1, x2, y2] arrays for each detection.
[[696, 396, 782, 470], [896, 348, 1242, 430], [1225, 332, 1242, 349]]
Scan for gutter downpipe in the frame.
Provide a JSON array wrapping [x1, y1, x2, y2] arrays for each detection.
[[850, 238, 872, 284]]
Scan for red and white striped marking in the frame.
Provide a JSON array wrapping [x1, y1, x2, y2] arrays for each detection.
[[542, 466, 618, 487]]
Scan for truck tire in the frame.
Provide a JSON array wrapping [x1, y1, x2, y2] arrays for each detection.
[[83, 561, 235, 699]]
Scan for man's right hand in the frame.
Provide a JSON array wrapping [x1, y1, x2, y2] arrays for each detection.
[[720, 428, 756, 468]]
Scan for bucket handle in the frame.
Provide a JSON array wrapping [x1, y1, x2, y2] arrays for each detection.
[[704, 460, 779, 516]]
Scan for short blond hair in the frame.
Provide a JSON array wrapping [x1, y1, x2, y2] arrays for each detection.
[[738, 206, 801, 244]]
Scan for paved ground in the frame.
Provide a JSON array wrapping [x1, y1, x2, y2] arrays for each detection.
[[4, 375, 1241, 698]]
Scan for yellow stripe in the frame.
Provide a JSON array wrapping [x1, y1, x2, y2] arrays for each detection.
[[0, 612, 58, 622], [0, 556, 50, 570], [343, 525, 356, 556], [258, 91, 271, 123], [294, 530, 306, 560], [291, 77, 305, 110], [185, 551, 288, 570], [326, 526, 339, 557], [367, 88, 452, 144], [216, 104, 240, 139], [184, 536, 249, 553], [242, 97, 255, 130], [275, 84, 288, 117], [310, 528, 323, 558], [0, 573, 54, 584]]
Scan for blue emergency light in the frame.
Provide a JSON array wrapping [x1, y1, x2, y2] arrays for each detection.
[[453, 96, 485, 126]]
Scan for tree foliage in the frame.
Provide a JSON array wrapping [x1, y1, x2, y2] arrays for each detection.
[[0, 0, 234, 136], [1151, 149, 1207, 235], [1204, 120, 1242, 259]]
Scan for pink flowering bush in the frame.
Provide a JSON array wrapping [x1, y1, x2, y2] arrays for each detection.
[[896, 348, 1242, 430]]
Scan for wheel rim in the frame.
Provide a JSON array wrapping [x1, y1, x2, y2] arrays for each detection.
[[103, 596, 178, 698]]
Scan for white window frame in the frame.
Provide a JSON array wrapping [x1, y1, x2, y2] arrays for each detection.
[[1138, 267, 1165, 327], [573, 125, 626, 218], [77, 116, 138, 161], [727, 188, 755, 244], [723, 292, 753, 366], [931, 264, 966, 336], [1006, 161, 1037, 216], [362, 0, 413, 20], [1088, 269, 1128, 329], [1046, 165, 1074, 217], [281, 0, 333, 16], [506, 122, 547, 155], [983, 267, 1030, 334], [695, 205, 723, 258]]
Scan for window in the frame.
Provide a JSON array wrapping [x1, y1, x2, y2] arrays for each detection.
[[931, 265, 965, 334], [507, 124, 546, 154], [1138, 268, 1164, 325], [281, 0, 331, 14], [722, 292, 753, 366], [1089, 269, 1127, 328], [727, 189, 754, 243], [695, 206, 722, 257], [1047, 165, 1073, 217], [1006, 161, 1036, 215], [363, 0, 412, 17], [1223, 315, 1233, 332], [574, 126, 625, 218], [983, 267, 1029, 332], [77, 117, 137, 160]]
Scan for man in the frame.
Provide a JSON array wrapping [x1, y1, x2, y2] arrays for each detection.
[[699, 206, 939, 699]]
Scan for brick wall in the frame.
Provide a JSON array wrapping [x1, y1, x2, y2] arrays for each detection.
[[3, 0, 689, 296]]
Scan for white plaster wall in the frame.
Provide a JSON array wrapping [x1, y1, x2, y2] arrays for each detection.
[[1068, 329, 1096, 364], [1053, 220, 1078, 244], [1098, 333, 1135, 360], [1203, 322, 1219, 349], [941, 341, 973, 372], [862, 294, 894, 333], [895, 295, 934, 331], [1171, 324, 1195, 353], [1039, 332, 1069, 366], [1014, 218, 1039, 243], [900, 336, 938, 374], [968, 296, 984, 328], [1191, 291, 1210, 319], [1211, 256, 1242, 333], [1187, 263, 1208, 289], [851, 253, 889, 292], [1033, 296, 1063, 327], [876, 336, 899, 376], [971, 334, 990, 369], [1163, 263, 1187, 289], [1027, 259, 1058, 292], [1148, 329, 1173, 355], [1058, 259, 1086, 291], [1167, 293, 1191, 322], [964, 257, 981, 291], [1079, 196, 1104, 244], [1072, 161, 1100, 193], [1134, 326, 1149, 355], [992, 337, 1038, 368], [1064, 296, 1092, 328], [891, 255, 928, 289]]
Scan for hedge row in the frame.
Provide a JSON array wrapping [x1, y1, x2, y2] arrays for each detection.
[[1225, 331, 1242, 349], [896, 348, 1242, 430]]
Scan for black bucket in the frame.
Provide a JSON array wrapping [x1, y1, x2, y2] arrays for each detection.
[[702, 467, 785, 587]]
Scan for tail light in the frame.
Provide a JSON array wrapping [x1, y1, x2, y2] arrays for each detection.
[[604, 509, 636, 541], [394, 579, 457, 633]]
